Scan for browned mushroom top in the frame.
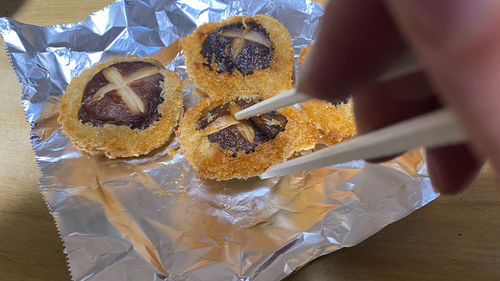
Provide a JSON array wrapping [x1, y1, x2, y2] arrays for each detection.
[[201, 21, 273, 75], [78, 61, 164, 130], [197, 97, 287, 156]]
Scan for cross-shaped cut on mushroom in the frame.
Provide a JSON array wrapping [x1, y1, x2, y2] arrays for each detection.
[[85, 66, 160, 113], [219, 23, 271, 61], [203, 101, 256, 144], [196, 97, 288, 156]]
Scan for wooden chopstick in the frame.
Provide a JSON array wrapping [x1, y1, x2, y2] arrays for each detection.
[[235, 88, 309, 120], [234, 53, 421, 120], [230, 52, 464, 178], [260, 108, 468, 179]]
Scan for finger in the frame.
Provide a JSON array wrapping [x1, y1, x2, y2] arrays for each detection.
[[385, 0, 500, 175], [353, 72, 440, 163], [426, 144, 485, 194], [298, 0, 407, 101], [353, 72, 440, 134]]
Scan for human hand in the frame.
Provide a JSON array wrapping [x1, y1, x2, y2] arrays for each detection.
[[298, 0, 500, 193]]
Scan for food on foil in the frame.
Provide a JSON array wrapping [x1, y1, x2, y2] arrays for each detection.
[[0, 0, 438, 279], [299, 45, 357, 145], [182, 14, 294, 98], [58, 57, 183, 158], [177, 94, 318, 180], [302, 99, 357, 145], [298, 44, 312, 69]]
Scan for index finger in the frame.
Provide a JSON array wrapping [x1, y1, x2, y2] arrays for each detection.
[[298, 0, 407, 101]]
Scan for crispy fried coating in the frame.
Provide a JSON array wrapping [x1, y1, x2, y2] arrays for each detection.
[[298, 44, 312, 68], [182, 14, 294, 99], [177, 94, 318, 180], [58, 57, 183, 158], [301, 99, 356, 145], [299, 45, 357, 145], [313, 0, 329, 7]]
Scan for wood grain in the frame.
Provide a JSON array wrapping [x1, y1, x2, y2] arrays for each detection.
[[0, 1, 498, 281], [0, 2, 114, 281]]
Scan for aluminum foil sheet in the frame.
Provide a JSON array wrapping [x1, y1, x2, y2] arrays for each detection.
[[0, 1, 438, 280]]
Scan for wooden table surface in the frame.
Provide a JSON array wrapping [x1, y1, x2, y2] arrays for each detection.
[[0, 1, 499, 281]]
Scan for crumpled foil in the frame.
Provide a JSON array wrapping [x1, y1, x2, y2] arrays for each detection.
[[0, 0, 438, 280]]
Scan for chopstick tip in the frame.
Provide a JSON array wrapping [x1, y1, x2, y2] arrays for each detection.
[[259, 172, 273, 179]]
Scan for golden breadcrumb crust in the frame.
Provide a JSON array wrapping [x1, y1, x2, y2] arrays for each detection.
[[177, 94, 318, 180], [312, 0, 329, 7], [298, 44, 312, 68], [58, 57, 183, 158], [301, 99, 357, 145], [182, 14, 294, 99], [298, 45, 357, 145]]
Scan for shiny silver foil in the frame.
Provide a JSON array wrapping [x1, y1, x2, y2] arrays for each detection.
[[0, 1, 438, 280]]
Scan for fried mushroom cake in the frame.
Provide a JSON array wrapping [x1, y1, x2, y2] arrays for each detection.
[[298, 45, 357, 145], [177, 95, 318, 180], [298, 44, 312, 69], [182, 14, 294, 99], [301, 99, 356, 145], [58, 57, 183, 158]]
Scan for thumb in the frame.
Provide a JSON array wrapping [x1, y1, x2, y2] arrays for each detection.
[[385, 0, 500, 173]]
